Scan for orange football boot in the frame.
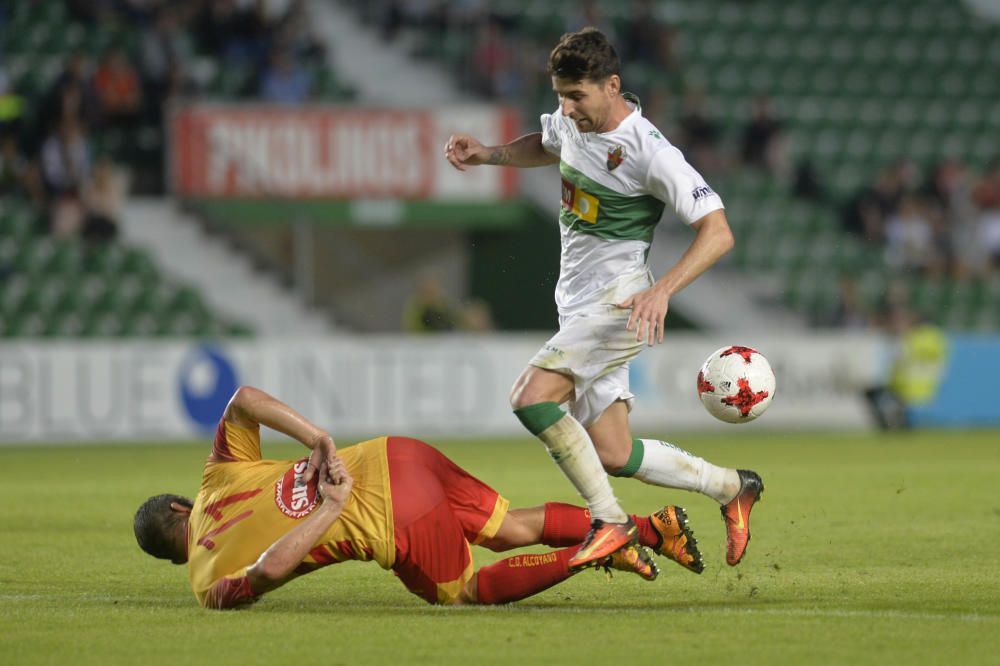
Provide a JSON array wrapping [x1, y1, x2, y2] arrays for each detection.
[[599, 543, 659, 581], [720, 470, 764, 566], [649, 505, 704, 574], [567, 519, 637, 571]]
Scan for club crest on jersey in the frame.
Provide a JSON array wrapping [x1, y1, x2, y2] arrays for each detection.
[[606, 144, 626, 171], [274, 458, 319, 519]]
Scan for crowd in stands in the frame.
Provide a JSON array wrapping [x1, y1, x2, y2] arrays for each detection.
[[841, 157, 1000, 282], [360, 0, 787, 179], [0, 0, 329, 239], [362, 0, 678, 107], [359, 0, 1000, 333]]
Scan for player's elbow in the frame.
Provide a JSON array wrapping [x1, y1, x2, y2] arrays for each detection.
[[246, 560, 285, 592], [702, 212, 734, 257], [717, 224, 735, 256], [225, 385, 266, 423], [230, 385, 264, 409]]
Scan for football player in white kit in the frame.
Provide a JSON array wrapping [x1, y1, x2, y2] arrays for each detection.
[[445, 27, 763, 573]]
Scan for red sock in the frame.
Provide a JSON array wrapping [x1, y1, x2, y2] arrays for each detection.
[[631, 515, 658, 549], [541, 502, 658, 549], [541, 502, 591, 546], [475, 548, 575, 605]]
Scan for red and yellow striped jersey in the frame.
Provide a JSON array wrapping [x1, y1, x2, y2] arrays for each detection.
[[186, 420, 395, 609]]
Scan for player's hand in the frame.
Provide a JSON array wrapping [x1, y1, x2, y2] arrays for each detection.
[[317, 457, 353, 507], [618, 284, 671, 346], [444, 133, 486, 171], [301, 433, 336, 486]]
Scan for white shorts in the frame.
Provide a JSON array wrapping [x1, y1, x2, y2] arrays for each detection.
[[528, 308, 645, 427]]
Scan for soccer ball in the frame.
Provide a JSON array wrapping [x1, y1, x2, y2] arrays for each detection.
[[697, 346, 776, 424]]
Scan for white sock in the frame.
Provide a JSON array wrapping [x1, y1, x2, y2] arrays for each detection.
[[536, 414, 629, 523], [633, 438, 739, 504]]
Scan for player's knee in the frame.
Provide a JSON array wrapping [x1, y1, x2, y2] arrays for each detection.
[[453, 577, 479, 605], [509, 383, 559, 410], [596, 446, 629, 475], [508, 384, 535, 410]]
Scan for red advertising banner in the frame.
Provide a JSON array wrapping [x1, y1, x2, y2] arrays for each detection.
[[170, 104, 520, 200]]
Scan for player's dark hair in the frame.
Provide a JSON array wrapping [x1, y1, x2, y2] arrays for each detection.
[[548, 27, 620, 82], [134, 494, 193, 562]]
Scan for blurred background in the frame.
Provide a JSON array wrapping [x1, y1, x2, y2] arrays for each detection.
[[0, 0, 998, 441]]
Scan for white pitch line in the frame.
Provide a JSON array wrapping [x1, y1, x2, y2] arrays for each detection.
[[2, 594, 997, 624], [503, 606, 1000, 623]]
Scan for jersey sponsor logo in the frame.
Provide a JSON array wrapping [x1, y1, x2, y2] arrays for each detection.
[[560, 177, 599, 224], [606, 144, 627, 171], [692, 185, 714, 201], [274, 458, 319, 519], [543, 343, 565, 357]]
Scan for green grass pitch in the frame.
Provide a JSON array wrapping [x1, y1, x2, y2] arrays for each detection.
[[2, 430, 999, 665]]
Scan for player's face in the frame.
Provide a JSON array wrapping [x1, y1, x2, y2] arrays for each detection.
[[553, 75, 619, 133]]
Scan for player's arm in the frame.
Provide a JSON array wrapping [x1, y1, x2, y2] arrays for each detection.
[[203, 460, 353, 609], [245, 458, 354, 596], [444, 132, 559, 171], [224, 385, 335, 484], [619, 209, 734, 346]]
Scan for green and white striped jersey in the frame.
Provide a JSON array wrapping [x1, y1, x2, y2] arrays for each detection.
[[540, 94, 724, 316]]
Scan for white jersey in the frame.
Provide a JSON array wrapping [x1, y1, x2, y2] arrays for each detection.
[[540, 94, 724, 316]]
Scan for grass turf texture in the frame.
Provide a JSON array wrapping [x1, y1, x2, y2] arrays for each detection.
[[2, 430, 999, 665]]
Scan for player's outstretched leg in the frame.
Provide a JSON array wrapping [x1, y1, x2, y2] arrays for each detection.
[[529, 501, 702, 575], [512, 399, 635, 571], [472, 544, 656, 605], [611, 437, 763, 566]]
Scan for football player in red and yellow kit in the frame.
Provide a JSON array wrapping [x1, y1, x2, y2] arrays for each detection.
[[134, 386, 702, 609]]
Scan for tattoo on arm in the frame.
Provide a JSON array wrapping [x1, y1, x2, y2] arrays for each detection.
[[487, 147, 512, 165]]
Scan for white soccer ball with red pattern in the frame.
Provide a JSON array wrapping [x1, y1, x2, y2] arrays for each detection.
[[697, 346, 776, 424]]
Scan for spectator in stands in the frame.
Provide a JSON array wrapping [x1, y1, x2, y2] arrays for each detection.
[[93, 46, 144, 131], [40, 116, 92, 237], [0, 134, 25, 196], [403, 276, 458, 333], [196, 0, 267, 67], [139, 7, 195, 118], [39, 53, 101, 140], [81, 156, 126, 243], [276, 0, 328, 64], [621, 0, 679, 74], [677, 88, 724, 173], [791, 158, 826, 203], [0, 135, 45, 206], [376, 0, 405, 41], [0, 67, 26, 138], [740, 95, 787, 178], [921, 158, 977, 279], [972, 157, 1000, 272], [841, 160, 916, 243], [259, 46, 312, 104], [884, 195, 942, 276], [471, 16, 518, 99], [828, 275, 871, 329]]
